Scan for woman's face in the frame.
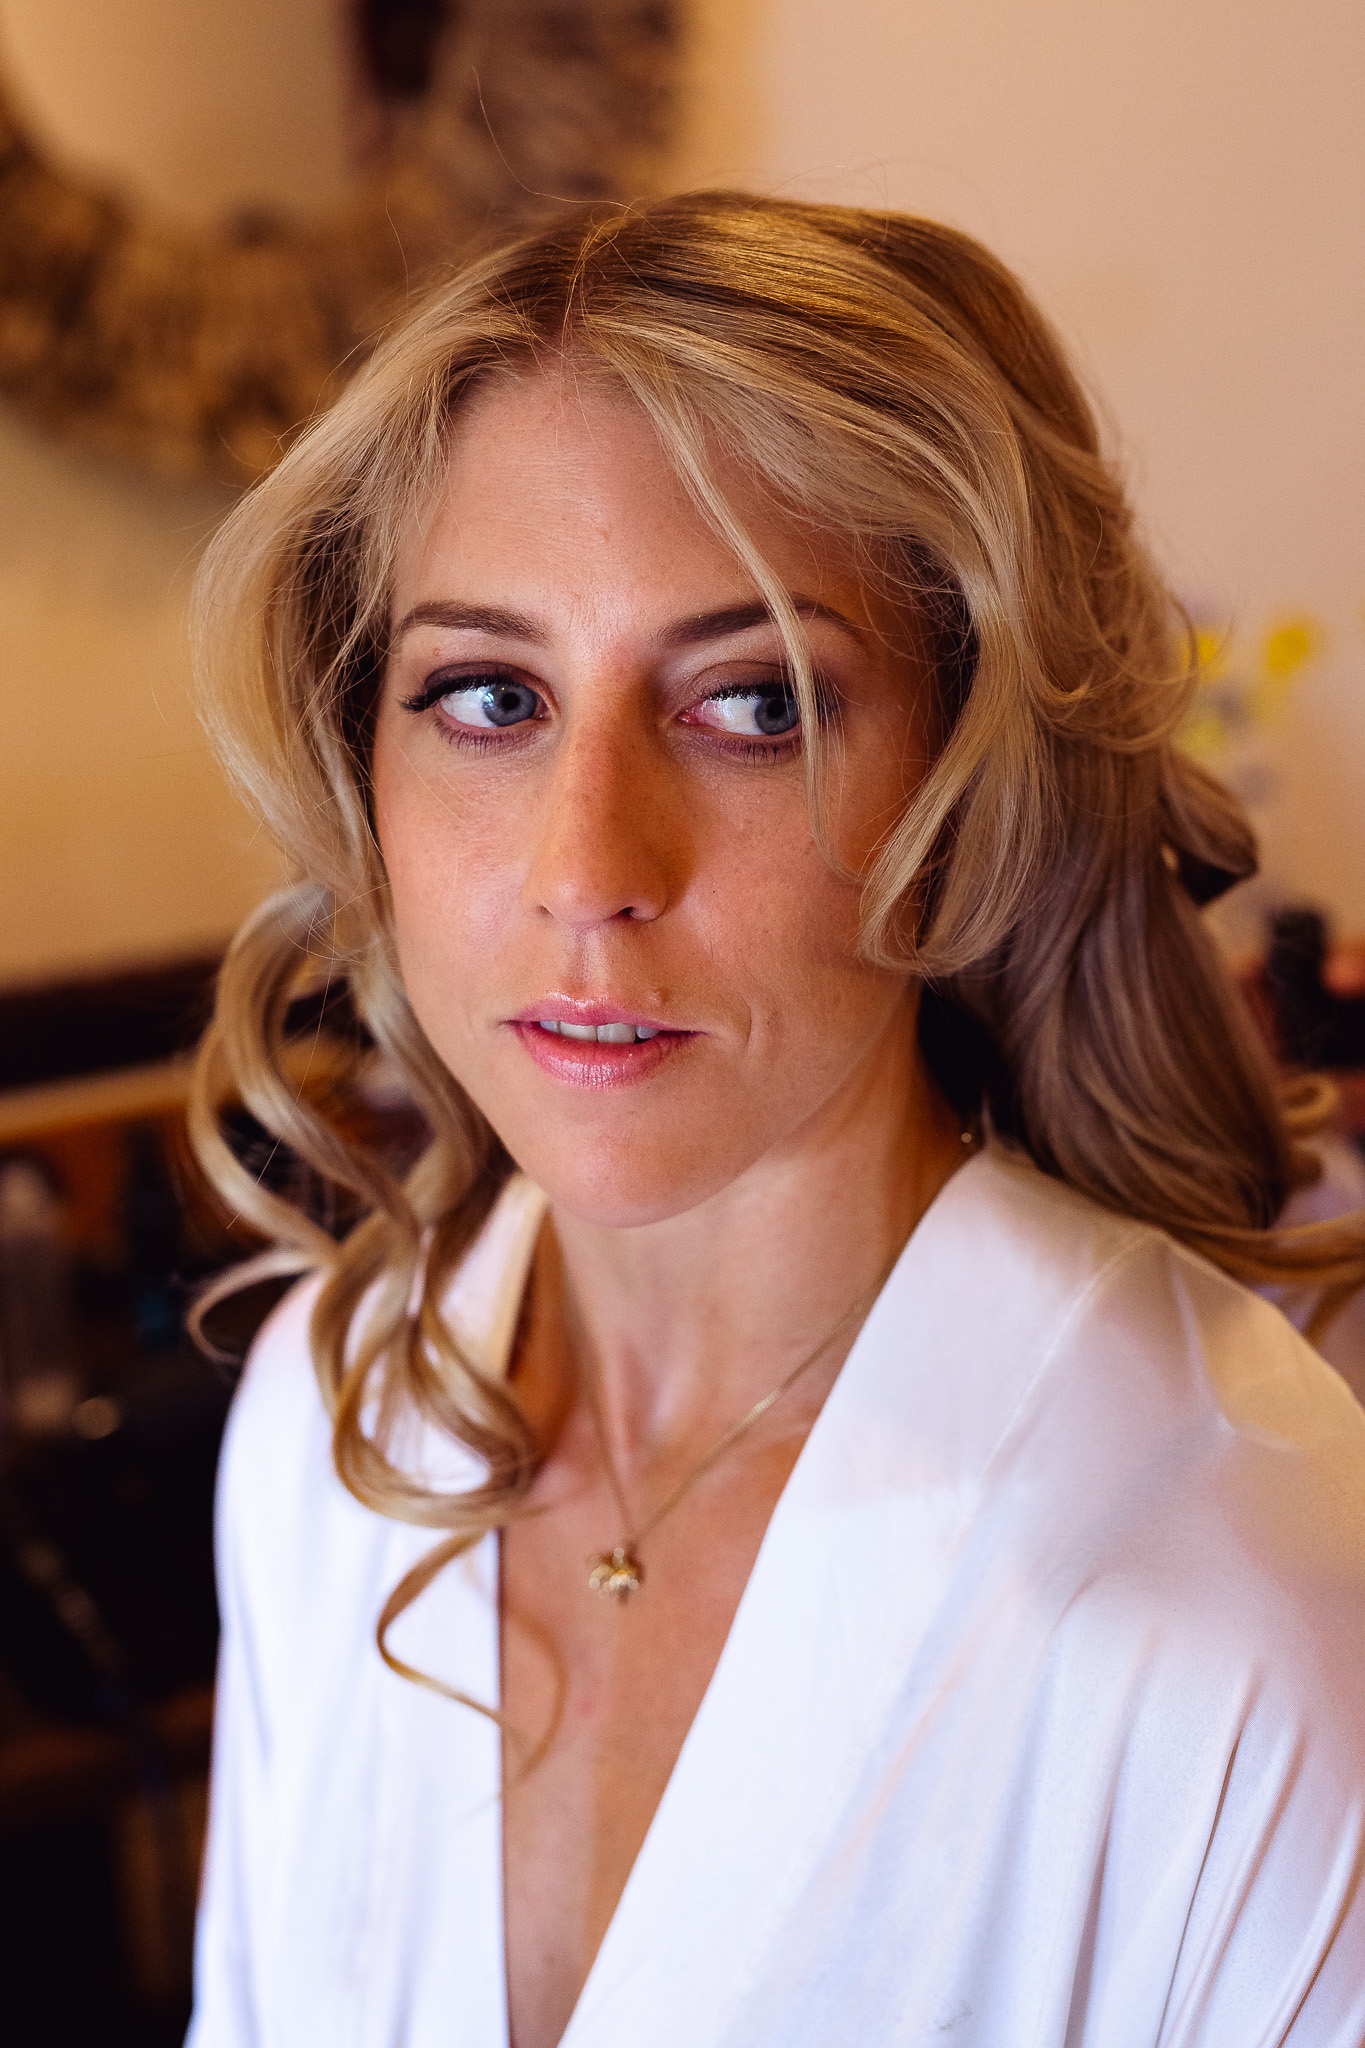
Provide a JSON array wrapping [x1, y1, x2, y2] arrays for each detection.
[[372, 370, 936, 1227]]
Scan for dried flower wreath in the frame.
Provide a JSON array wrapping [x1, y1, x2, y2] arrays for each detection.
[[0, 0, 679, 482]]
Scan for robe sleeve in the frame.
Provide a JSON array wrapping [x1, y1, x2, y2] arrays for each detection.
[[1159, 1703, 1365, 2047], [186, 1278, 325, 2046], [184, 1367, 274, 2048]]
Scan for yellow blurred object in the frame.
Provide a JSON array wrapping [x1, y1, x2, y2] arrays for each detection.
[[1176, 610, 1328, 770], [1250, 613, 1326, 727], [1194, 627, 1231, 681], [1178, 708, 1225, 761], [1261, 615, 1326, 679]]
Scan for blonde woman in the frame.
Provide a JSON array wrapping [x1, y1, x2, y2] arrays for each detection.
[[186, 195, 1365, 2048]]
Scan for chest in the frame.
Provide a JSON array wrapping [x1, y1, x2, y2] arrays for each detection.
[[497, 1434, 808, 2048], [257, 1497, 1232, 2048], [240, 1316, 1262, 2048]]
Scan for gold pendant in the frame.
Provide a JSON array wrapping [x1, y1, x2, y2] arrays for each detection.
[[588, 1545, 644, 1600]]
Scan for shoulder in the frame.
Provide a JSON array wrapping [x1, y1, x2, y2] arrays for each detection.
[[214, 1174, 544, 1610], [218, 1270, 334, 1519], [997, 1153, 1365, 1690], [1023, 1155, 1365, 1507], [213, 1272, 383, 1628], [920, 1148, 1365, 1688], [947, 1143, 1365, 1469]]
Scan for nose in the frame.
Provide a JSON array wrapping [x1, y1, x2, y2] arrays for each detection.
[[521, 715, 680, 931]]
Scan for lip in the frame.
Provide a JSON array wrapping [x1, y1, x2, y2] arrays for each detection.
[[508, 1002, 698, 1090], [509, 1001, 677, 1031]]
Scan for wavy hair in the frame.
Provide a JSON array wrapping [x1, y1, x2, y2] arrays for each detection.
[[188, 192, 1365, 1690]]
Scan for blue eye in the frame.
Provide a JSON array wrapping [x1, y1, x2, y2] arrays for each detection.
[[704, 685, 800, 738], [436, 679, 543, 729]]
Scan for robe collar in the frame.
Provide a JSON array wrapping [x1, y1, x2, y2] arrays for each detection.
[[561, 1145, 1142, 2041], [404, 1146, 1139, 2046]]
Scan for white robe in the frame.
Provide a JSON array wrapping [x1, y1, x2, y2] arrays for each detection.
[[188, 1147, 1365, 2047]]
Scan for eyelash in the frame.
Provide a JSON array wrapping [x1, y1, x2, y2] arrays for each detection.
[[396, 673, 528, 756], [397, 670, 817, 763], [398, 674, 510, 717]]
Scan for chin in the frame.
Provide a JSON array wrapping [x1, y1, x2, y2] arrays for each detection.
[[446, 1033, 776, 1230], [499, 1123, 761, 1232]]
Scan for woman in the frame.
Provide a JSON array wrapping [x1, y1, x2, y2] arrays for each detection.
[[186, 194, 1365, 2047]]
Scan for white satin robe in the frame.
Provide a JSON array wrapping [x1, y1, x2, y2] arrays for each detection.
[[188, 1147, 1365, 2047]]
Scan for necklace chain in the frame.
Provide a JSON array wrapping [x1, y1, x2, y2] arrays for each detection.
[[581, 1254, 898, 1601], [579, 1127, 980, 1599]]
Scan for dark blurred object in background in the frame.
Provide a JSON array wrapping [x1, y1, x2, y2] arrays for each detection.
[[0, 1002, 421, 2044], [0, 958, 219, 1096], [1264, 906, 1365, 1071], [356, 0, 452, 102], [0, 1096, 269, 2045], [0, 1158, 79, 1438]]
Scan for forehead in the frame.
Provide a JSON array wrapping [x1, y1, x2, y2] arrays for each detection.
[[389, 366, 874, 630]]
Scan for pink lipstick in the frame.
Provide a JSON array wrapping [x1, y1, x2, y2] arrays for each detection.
[[509, 1005, 695, 1089]]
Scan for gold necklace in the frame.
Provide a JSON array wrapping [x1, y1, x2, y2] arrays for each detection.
[[580, 1255, 901, 1603]]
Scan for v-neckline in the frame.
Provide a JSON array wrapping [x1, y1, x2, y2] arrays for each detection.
[[482, 1150, 1002, 2048], [378, 1146, 1091, 2047]]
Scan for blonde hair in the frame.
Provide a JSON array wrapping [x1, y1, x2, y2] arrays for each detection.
[[189, 192, 1365, 1684]]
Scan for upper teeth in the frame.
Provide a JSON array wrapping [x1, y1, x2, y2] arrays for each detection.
[[539, 1020, 660, 1042]]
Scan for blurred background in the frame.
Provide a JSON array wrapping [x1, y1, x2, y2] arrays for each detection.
[[0, 1, 1360, 2039]]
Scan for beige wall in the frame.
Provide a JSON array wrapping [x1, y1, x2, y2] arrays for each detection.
[[2, 0, 1362, 985], [676, 0, 1365, 956], [0, 0, 354, 986], [2, 0, 353, 225], [0, 410, 282, 978]]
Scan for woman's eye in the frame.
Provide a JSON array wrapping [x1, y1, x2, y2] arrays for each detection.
[[435, 678, 544, 729], [698, 685, 800, 739]]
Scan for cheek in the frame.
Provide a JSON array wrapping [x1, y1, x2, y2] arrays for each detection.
[[742, 753, 923, 1065], [371, 729, 519, 1024], [830, 721, 929, 874], [721, 830, 897, 1070]]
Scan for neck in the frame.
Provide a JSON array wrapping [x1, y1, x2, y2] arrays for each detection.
[[523, 1012, 967, 1472]]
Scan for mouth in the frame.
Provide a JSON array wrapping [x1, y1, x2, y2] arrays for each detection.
[[508, 1006, 696, 1087], [535, 1018, 662, 1043]]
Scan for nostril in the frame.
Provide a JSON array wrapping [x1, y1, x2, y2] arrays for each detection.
[[521, 751, 678, 928], [523, 848, 670, 930]]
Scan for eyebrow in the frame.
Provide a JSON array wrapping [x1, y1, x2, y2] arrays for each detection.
[[390, 595, 866, 650], [392, 600, 548, 644], [661, 599, 867, 649]]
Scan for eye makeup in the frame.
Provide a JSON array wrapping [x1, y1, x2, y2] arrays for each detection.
[[395, 660, 836, 765]]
